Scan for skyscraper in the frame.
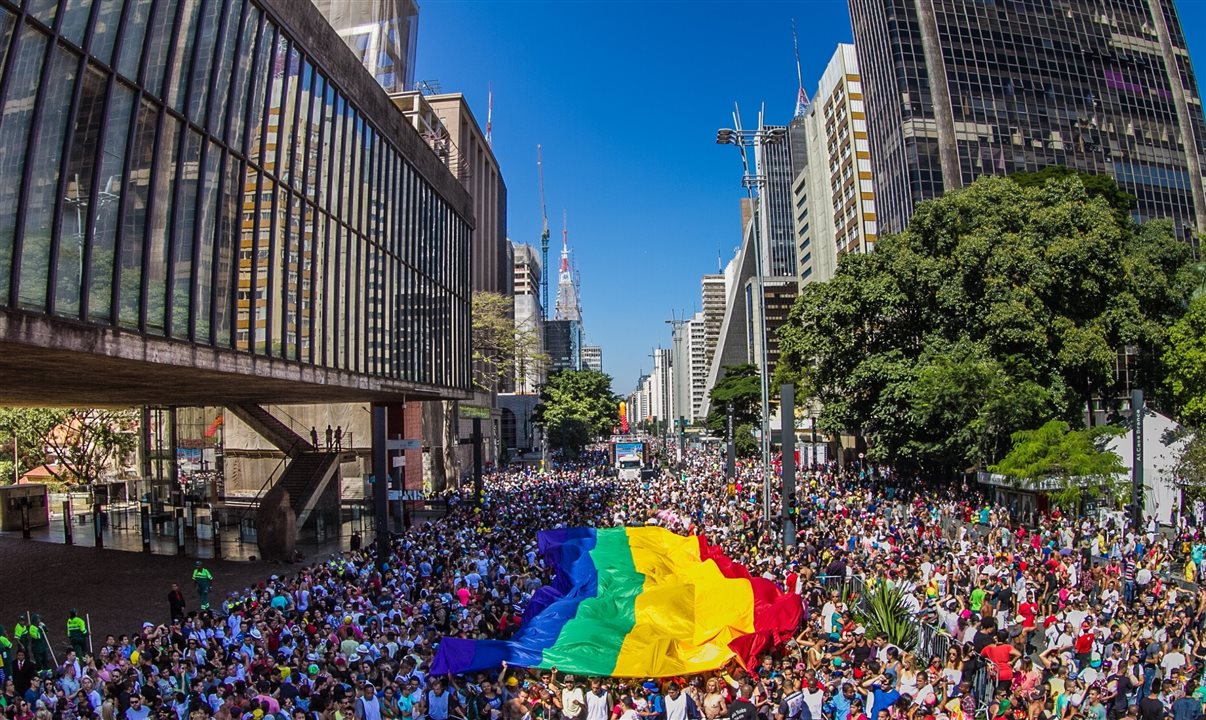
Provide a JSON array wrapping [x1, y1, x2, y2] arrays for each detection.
[[582, 345, 603, 372], [754, 117, 800, 276], [849, 0, 1206, 239], [793, 44, 879, 286]]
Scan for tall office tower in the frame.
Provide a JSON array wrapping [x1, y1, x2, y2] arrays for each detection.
[[849, 0, 1206, 239], [754, 118, 800, 276], [582, 346, 603, 372], [793, 44, 879, 286], [510, 243, 545, 393], [650, 348, 675, 429], [686, 313, 709, 423], [701, 274, 727, 364], [312, 0, 418, 93]]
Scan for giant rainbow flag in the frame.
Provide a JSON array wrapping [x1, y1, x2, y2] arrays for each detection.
[[430, 526, 802, 677]]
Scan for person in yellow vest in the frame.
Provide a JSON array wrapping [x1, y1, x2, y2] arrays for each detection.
[[0, 624, 11, 684], [66, 609, 87, 657], [12, 618, 28, 655], [192, 562, 214, 610]]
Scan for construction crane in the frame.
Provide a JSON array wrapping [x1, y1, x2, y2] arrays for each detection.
[[537, 145, 551, 319]]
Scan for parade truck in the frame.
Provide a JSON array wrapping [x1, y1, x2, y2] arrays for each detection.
[[611, 439, 647, 481]]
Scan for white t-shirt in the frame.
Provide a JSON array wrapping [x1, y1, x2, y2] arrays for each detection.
[[665, 693, 689, 720], [585, 692, 611, 720]]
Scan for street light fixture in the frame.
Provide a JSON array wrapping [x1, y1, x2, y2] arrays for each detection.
[[715, 105, 786, 525]]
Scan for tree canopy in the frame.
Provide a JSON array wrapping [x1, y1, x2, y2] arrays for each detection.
[[989, 420, 1127, 508], [1164, 295, 1206, 428], [533, 370, 620, 457], [777, 174, 1197, 473]]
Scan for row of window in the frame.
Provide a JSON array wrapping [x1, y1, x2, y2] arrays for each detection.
[[0, 0, 472, 390]]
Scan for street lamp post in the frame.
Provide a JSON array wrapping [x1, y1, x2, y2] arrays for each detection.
[[717, 111, 786, 525]]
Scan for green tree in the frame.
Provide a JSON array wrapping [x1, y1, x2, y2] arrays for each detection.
[[41, 409, 138, 498], [533, 370, 620, 457], [1010, 166, 1136, 218], [778, 174, 1196, 473], [705, 364, 763, 436], [989, 419, 1127, 509], [0, 408, 67, 482], [1165, 295, 1206, 427], [1175, 431, 1206, 499], [471, 292, 546, 392]]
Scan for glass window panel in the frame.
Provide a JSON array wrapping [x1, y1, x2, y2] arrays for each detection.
[[275, 44, 299, 187], [20, 44, 80, 311], [213, 156, 238, 347], [264, 36, 289, 179], [144, 113, 180, 334], [115, 0, 151, 80], [90, 0, 123, 66], [283, 190, 299, 359], [255, 176, 273, 355], [290, 58, 311, 194], [272, 184, 286, 357], [24, 0, 57, 28], [193, 142, 220, 344], [89, 80, 133, 322], [224, 5, 258, 147], [118, 98, 158, 329], [56, 63, 108, 320], [205, 0, 242, 133], [142, 0, 179, 99], [300, 201, 314, 360], [170, 129, 201, 339], [0, 18, 41, 303], [165, 0, 202, 113], [244, 23, 275, 164], [59, 0, 94, 47]]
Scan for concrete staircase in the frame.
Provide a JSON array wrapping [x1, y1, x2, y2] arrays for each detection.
[[228, 403, 314, 458], [275, 451, 344, 528]]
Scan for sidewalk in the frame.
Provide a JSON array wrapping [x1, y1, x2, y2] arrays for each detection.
[[0, 511, 366, 560]]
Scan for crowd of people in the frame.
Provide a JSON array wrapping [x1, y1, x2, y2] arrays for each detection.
[[1, 445, 1204, 720]]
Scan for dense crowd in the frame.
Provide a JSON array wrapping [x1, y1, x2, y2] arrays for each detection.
[[1, 445, 1204, 720]]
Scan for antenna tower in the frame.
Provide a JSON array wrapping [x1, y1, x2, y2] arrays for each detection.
[[486, 84, 493, 146], [792, 20, 811, 118]]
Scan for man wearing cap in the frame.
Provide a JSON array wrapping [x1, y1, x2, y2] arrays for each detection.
[[66, 609, 88, 657], [550, 669, 585, 720]]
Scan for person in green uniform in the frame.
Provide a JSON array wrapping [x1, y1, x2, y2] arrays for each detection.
[[27, 614, 49, 668], [66, 610, 87, 657], [192, 562, 214, 610], [12, 618, 27, 655], [0, 624, 11, 684]]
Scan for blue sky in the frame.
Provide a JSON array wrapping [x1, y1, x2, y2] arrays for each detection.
[[415, 0, 1206, 396]]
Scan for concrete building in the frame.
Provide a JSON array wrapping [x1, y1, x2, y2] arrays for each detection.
[[581, 345, 603, 372], [312, 0, 418, 94], [544, 320, 580, 374], [649, 348, 674, 431], [849, 0, 1206, 239], [0, 0, 475, 555], [701, 274, 726, 363], [509, 242, 545, 394], [686, 313, 709, 423], [793, 45, 878, 286], [392, 90, 510, 481]]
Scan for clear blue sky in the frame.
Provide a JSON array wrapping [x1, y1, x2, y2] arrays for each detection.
[[415, 0, 1206, 396]]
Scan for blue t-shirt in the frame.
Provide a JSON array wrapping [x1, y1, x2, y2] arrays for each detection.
[[869, 686, 901, 720]]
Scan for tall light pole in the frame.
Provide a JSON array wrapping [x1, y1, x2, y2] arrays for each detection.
[[716, 108, 786, 524]]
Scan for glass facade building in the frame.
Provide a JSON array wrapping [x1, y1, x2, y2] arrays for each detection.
[[849, 0, 1206, 240], [754, 125, 799, 277], [0, 0, 473, 394]]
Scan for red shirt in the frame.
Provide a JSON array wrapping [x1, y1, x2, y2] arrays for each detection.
[[1018, 602, 1038, 629], [982, 644, 1015, 681], [1074, 632, 1093, 654]]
